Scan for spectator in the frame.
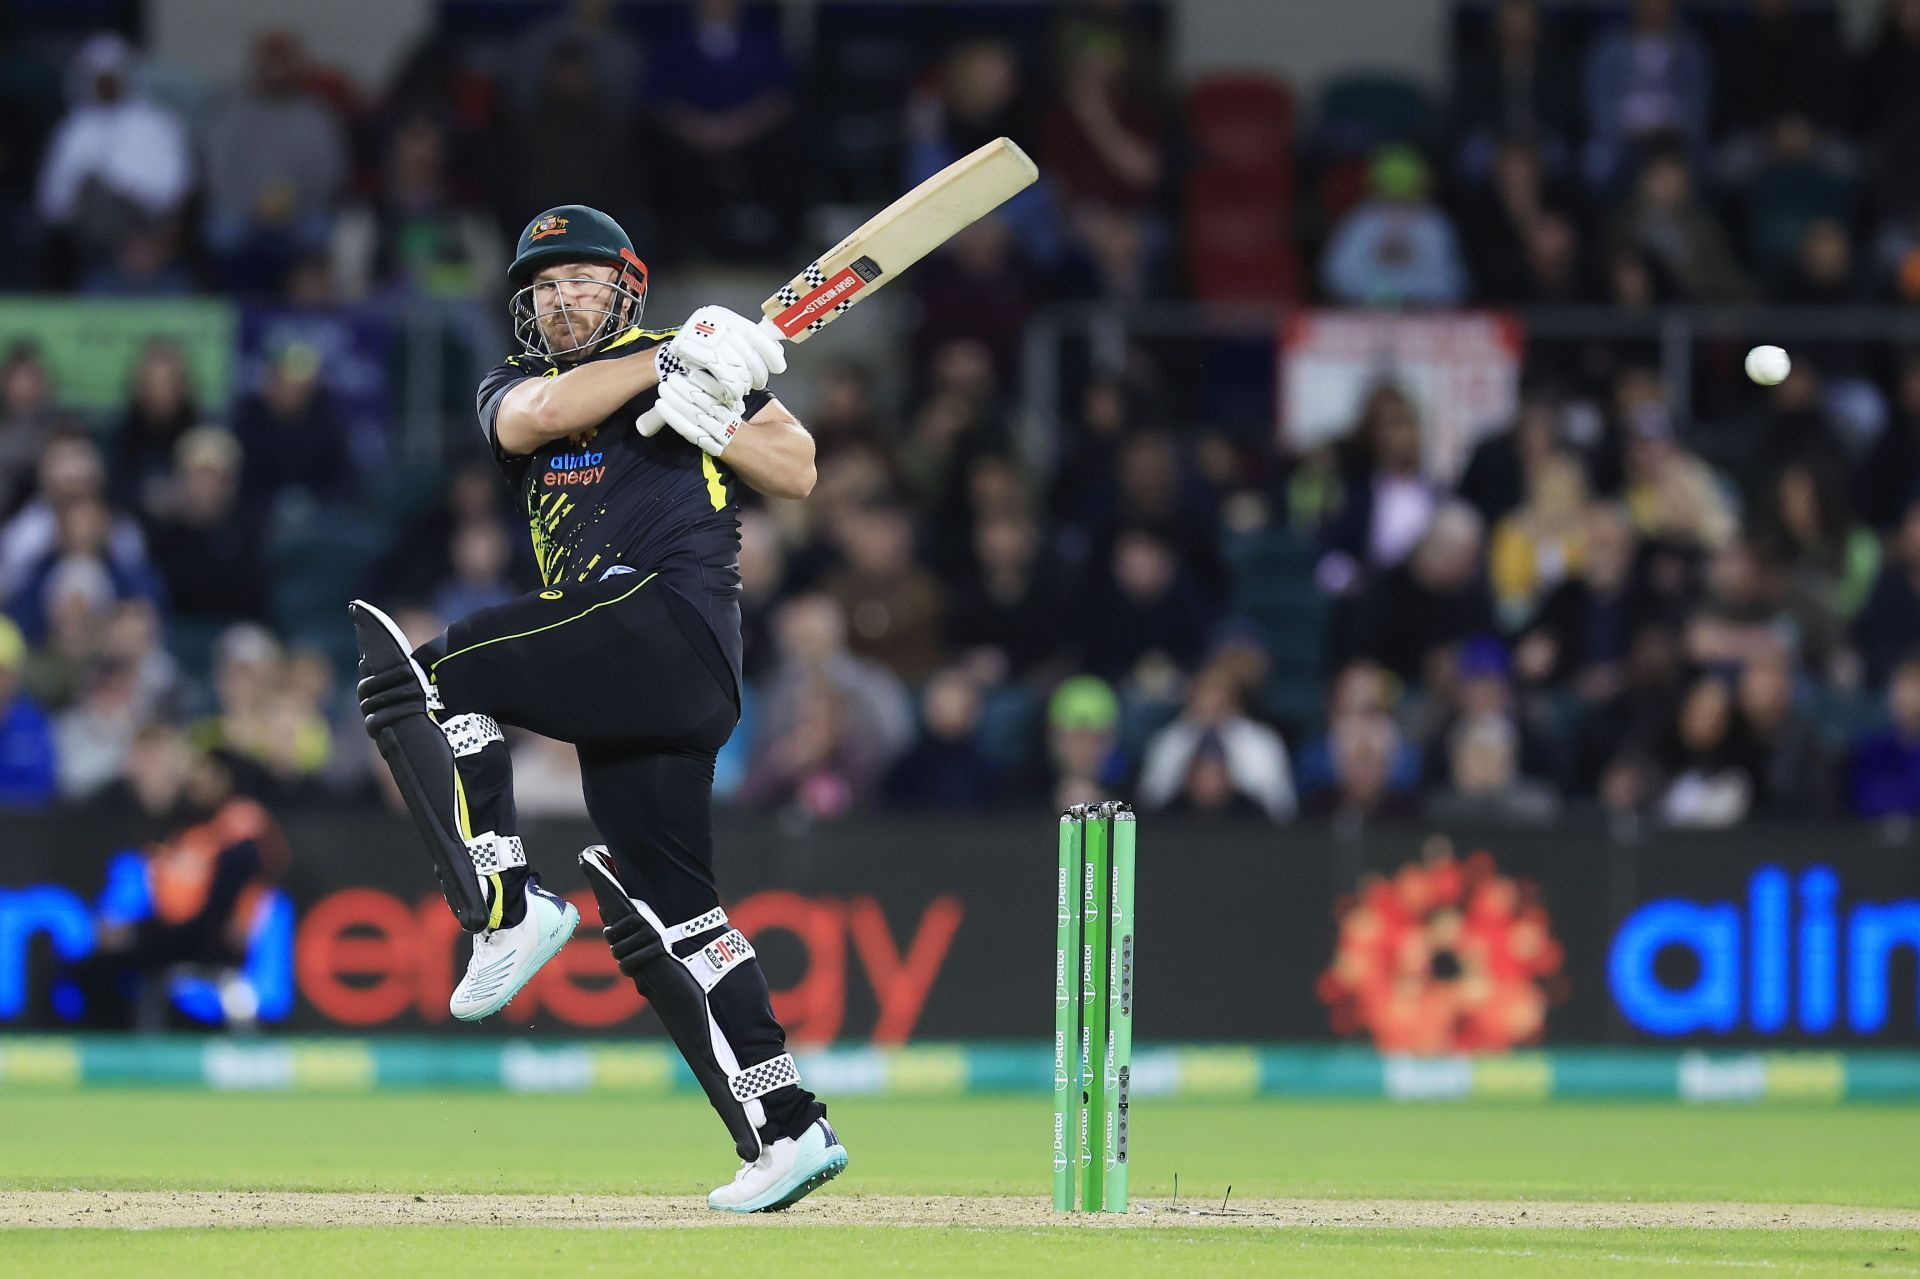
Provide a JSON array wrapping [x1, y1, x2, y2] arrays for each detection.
[[0, 614, 55, 810], [1857, 0, 1920, 164], [372, 461, 527, 605], [1571, 623, 1685, 800], [110, 339, 199, 517], [5, 442, 158, 619], [947, 508, 1067, 684], [53, 654, 147, 800], [1354, 503, 1496, 686], [1041, 25, 1164, 215], [1461, 138, 1585, 305], [34, 34, 191, 271], [75, 729, 289, 1029], [1582, 0, 1711, 190], [906, 40, 1061, 264], [1138, 663, 1296, 821], [884, 667, 1004, 808], [912, 219, 1035, 379], [647, 0, 795, 258], [739, 676, 886, 818], [1753, 458, 1880, 673], [1515, 503, 1646, 696], [1683, 540, 1791, 675], [1452, 0, 1581, 178], [1321, 144, 1469, 307], [7, 495, 163, 644], [1774, 218, 1863, 307], [331, 114, 503, 301], [143, 428, 267, 625], [821, 503, 947, 683], [1742, 118, 1854, 287], [1717, 0, 1846, 144], [753, 592, 913, 772], [1428, 711, 1561, 827], [1317, 384, 1438, 595], [432, 518, 519, 621], [1608, 138, 1754, 303], [511, 0, 643, 120], [502, 37, 640, 233], [1855, 354, 1920, 532], [1045, 674, 1124, 809], [1856, 501, 1920, 686], [187, 624, 332, 790], [1294, 659, 1423, 797], [1655, 676, 1757, 828], [1619, 401, 1736, 557], [1458, 394, 1562, 527], [231, 343, 353, 512], [202, 31, 347, 292], [1850, 654, 1920, 819], [0, 344, 77, 518], [1078, 526, 1213, 687], [1738, 642, 1834, 817], [1310, 711, 1417, 826], [1489, 451, 1589, 628]]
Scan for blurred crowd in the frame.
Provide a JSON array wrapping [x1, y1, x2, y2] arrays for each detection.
[[2, 0, 1920, 836]]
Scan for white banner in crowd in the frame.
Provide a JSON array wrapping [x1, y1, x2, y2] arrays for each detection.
[[1279, 310, 1523, 483]]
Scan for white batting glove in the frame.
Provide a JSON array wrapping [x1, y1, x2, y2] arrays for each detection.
[[671, 305, 787, 392], [653, 372, 746, 457]]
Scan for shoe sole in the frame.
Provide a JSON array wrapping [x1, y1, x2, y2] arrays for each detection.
[[716, 1146, 850, 1214], [450, 901, 580, 1022]]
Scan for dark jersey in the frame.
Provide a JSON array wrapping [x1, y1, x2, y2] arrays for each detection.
[[473, 326, 768, 694]]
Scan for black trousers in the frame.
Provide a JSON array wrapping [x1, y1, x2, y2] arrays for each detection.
[[416, 569, 823, 1143]]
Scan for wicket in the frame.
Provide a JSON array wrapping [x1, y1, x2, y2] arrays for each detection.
[[1053, 801, 1136, 1213]]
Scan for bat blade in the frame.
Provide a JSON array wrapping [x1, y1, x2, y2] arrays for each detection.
[[760, 137, 1038, 342]]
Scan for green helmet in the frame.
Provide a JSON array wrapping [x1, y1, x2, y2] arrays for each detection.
[[507, 204, 649, 360]]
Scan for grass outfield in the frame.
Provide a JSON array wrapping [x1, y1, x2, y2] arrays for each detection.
[[0, 1093, 1916, 1276]]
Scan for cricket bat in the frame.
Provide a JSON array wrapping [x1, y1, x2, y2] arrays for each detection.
[[640, 137, 1038, 431]]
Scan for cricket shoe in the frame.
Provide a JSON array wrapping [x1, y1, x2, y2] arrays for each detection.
[[707, 1118, 848, 1213], [450, 881, 578, 1022]]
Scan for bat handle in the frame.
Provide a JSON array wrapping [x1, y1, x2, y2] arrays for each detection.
[[758, 315, 787, 343]]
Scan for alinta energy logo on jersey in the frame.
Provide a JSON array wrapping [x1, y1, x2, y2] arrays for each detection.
[[1318, 840, 1566, 1054], [529, 214, 569, 241], [545, 449, 605, 487]]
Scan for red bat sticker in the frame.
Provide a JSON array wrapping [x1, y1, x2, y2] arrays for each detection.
[[770, 267, 868, 337]]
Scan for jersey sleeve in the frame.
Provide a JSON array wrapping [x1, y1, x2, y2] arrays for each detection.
[[475, 356, 551, 478]]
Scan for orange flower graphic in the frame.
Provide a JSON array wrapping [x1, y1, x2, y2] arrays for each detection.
[[1317, 841, 1565, 1054]]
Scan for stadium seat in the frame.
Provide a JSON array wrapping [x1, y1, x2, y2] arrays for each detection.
[[1186, 72, 1294, 173]]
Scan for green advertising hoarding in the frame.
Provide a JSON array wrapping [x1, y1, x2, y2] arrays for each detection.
[[0, 296, 236, 415]]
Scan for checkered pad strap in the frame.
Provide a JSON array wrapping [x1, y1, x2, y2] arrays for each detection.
[[663, 907, 729, 946], [729, 1052, 799, 1103], [441, 713, 503, 758], [688, 928, 755, 993], [466, 831, 526, 875]]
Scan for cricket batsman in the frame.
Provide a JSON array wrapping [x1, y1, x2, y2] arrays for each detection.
[[348, 205, 846, 1212]]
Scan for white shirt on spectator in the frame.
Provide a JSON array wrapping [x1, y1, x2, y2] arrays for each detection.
[[1139, 715, 1298, 821], [35, 36, 192, 224]]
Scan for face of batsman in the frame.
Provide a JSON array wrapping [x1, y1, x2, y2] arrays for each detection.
[[513, 260, 644, 362]]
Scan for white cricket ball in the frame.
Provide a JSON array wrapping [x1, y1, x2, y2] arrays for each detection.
[[1745, 345, 1791, 387]]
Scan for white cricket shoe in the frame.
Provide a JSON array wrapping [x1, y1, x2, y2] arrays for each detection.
[[449, 882, 578, 1022], [707, 1118, 848, 1213]]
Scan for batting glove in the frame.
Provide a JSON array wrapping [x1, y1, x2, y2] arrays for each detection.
[[654, 372, 746, 457], [670, 305, 787, 393]]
